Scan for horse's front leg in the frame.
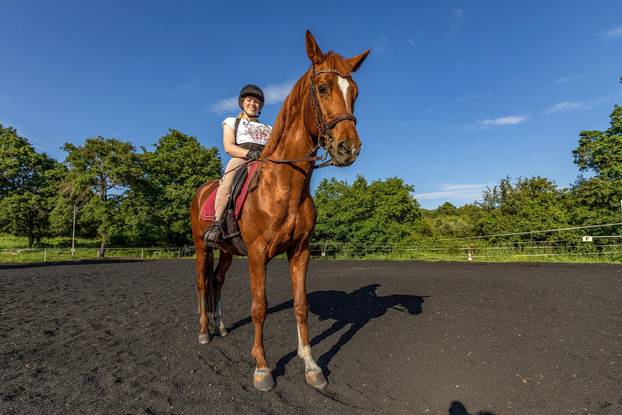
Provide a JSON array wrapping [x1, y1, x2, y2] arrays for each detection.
[[288, 244, 327, 390], [248, 246, 274, 391]]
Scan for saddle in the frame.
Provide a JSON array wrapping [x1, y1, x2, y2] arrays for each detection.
[[200, 161, 261, 255]]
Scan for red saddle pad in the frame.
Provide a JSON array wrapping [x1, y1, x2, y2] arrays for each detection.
[[200, 161, 260, 221]]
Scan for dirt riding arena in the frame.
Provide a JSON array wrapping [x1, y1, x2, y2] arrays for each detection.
[[1, 259, 621, 414]]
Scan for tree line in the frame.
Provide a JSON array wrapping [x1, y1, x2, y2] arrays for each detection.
[[1, 102, 621, 253], [0, 129, 221, 252], [316, 104, 622, 250]]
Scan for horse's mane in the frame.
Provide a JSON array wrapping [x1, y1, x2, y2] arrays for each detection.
[[261, 72, 309, 157], [262, 52, 351, 158]]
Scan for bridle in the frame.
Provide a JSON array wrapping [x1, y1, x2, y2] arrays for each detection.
[[258, 65, 358, 170], [308, 66, 357, 167]]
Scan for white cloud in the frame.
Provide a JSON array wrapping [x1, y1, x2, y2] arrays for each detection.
[[206, 80, 294, 114], [263, 81, 295, 105], [547, 97, 609, 114], [414, 183, 490, 202], [452, 8, 464, 18], [547, 101, 585, 114], [207, 96, 239, 114], [554, 75, 582, 84], [601, 26, 622, 38], [478, 115, 529, 126]]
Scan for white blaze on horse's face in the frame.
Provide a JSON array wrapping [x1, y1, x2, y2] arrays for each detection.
[[337, 76, 350, 112]]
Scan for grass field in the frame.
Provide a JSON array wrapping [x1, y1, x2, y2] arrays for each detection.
[[0, 234, 192, 264], [0, 247, 193, 264], [2, 234, 621, 264], [0, 234, 100, 249]]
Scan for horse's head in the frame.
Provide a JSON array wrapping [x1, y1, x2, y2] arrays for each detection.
[[306, 31, 370, 167]]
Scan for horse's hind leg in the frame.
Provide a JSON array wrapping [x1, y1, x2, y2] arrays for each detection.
[[196, 246, 213, 344], [213, 250, 232, 337], [288, 244, 327, 390]]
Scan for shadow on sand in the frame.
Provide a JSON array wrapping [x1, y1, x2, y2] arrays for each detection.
[[229, 284, 426, 380], [449, 400, 497, 415]]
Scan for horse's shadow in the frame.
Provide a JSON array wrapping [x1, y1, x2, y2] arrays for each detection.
[[228, 284, 427, 380]]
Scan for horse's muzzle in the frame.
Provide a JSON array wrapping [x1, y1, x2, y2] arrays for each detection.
[[331, 139, 360, 166]]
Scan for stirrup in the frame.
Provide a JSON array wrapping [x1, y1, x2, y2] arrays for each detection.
[[204, 220, 224, 245]]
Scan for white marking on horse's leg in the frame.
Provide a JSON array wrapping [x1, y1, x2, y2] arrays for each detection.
[[337, 76, 350, 112], [254, 367, 271, 376], [214, 300, 228, 336], [297, 324, 321, 373], [214, 300, 222, 325]]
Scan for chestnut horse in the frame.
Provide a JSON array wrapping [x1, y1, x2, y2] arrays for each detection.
[[190, 31, 369, 391]]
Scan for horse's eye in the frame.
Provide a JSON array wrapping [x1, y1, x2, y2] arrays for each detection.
[[318, 84, 329, 95]]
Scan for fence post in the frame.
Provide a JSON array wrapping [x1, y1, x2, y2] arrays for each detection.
[[44, 249, 47, 262], [141, 248, 144, 259], [177, 249, 181, 258]]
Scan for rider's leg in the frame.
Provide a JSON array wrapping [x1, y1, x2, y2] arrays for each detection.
[[205, 157, 246, 243]]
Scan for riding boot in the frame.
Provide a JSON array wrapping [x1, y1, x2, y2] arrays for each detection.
[[204, 218, 225, 245]]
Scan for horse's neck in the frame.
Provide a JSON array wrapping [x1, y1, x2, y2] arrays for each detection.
[[271, 125, 314, 161], [265, 81, 317, 187]]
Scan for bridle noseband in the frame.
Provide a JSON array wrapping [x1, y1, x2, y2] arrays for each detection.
[[309, 66, 357, 167]]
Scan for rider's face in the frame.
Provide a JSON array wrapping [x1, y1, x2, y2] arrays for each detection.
[[242, 96, 261, 117]]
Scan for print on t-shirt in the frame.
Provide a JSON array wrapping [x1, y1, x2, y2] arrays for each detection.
[[244, 122, 271, 144], [223, 117, 272, 146]]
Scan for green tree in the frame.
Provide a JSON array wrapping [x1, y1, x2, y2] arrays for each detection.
[[134, 129, 221, 244], [61, 137, 141, 255], [313, 175, 421, 254], [478, 177, 569, 242], [0, 125, 65, 247], [569, 101, 622, 231], [573, 105, 622, 180], [422, 202, 486, 238], [567, 177, 622, 229]]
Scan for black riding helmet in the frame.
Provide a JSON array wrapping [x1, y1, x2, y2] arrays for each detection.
[[239, 84, 265, 109]]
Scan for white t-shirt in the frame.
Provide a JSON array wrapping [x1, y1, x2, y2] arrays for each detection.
[[222, 117, 272, 146]]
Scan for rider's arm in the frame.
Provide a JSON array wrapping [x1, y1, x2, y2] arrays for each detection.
[[223, 124, 250, 158]]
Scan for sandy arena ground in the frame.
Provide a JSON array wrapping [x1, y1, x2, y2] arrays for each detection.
[[1, 259, 621, 414]]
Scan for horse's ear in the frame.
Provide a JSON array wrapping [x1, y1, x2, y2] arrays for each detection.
[[346, 50, 370, 72], [306, 30, 324, 64]]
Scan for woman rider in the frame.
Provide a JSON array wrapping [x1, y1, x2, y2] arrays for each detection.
[[204, 84, 272, 244]]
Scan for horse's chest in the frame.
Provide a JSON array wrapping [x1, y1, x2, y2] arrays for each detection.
[[270, 200, 314, 245]]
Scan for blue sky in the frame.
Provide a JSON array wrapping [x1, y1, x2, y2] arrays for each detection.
[[1, 1, 621, 208]]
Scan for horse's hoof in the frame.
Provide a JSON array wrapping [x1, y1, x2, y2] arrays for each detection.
[[198, 333, 211, 344], [219, 326, 229, 337], [305, 369, 327, 390], [253, 368, 274, 392]]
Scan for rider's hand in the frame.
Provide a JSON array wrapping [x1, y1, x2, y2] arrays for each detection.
[[246, 150, 261, 160]]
